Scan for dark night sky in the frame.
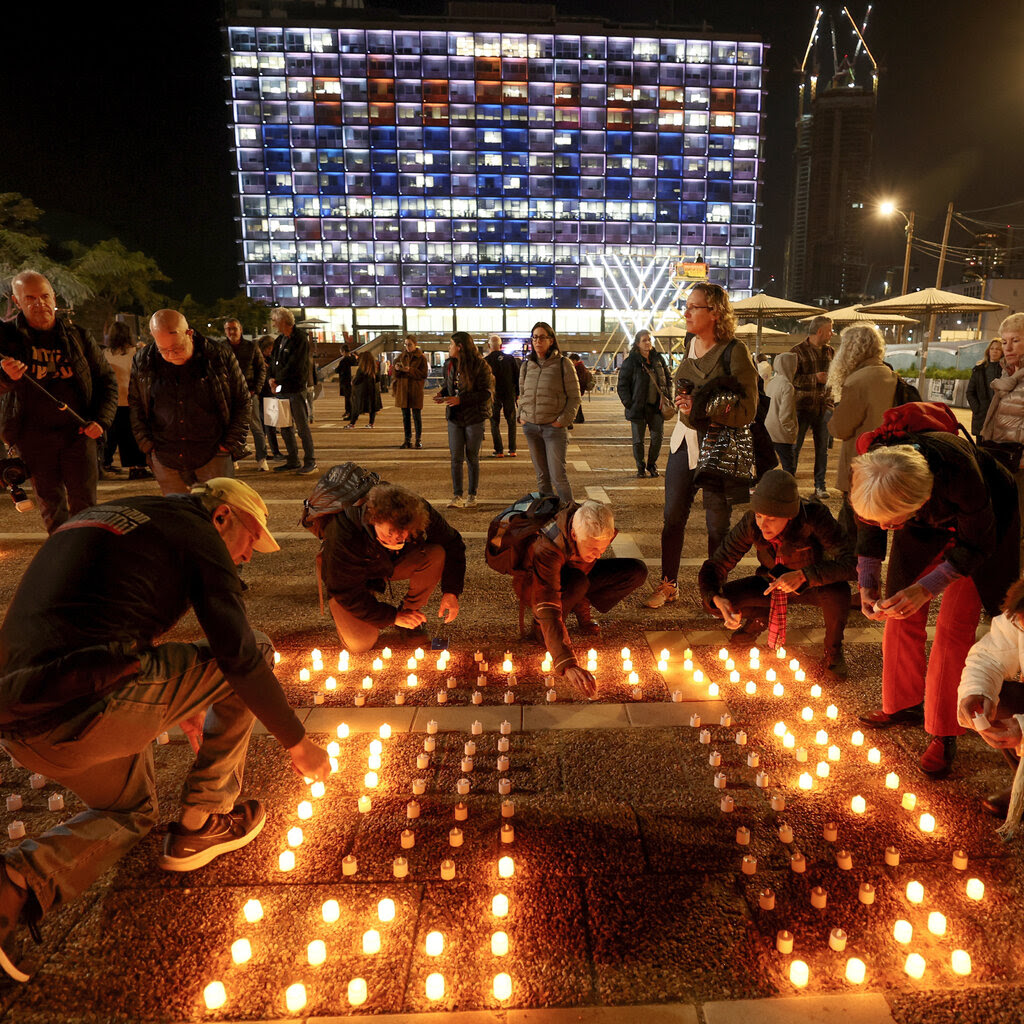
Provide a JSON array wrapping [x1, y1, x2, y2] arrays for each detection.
[[4, 0, 1023, 303]]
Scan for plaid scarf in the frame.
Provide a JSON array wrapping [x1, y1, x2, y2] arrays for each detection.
[[766, 540, 787, 650]]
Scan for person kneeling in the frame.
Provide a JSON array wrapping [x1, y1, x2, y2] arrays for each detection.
[[323, 483, 466, 652], [698, 468, 855, 678], [525, 500, 648, 698]]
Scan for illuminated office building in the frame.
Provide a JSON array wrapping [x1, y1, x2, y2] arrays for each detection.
[[224, 11, 765, 334]]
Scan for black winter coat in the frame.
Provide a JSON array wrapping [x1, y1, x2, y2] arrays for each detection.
[[439, 357, 494, 426], [617, 347, 670, 421], [966, 361, 1001, 436], [129, 331, 251, 459], [226, 337, 267, 395], [350, 370, 382, 417], [270, 327, 311, 394]]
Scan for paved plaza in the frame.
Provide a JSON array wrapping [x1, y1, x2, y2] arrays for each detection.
[[0, 391, 1020, 1024]]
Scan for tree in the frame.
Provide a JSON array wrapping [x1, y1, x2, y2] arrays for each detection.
[[70, 238, 170, 323], [214, 292, 273, 336]]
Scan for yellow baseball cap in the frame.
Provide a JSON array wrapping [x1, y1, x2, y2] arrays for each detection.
[[193, 478, 279, 553]]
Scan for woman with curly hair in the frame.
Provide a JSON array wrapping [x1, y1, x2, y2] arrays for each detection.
[[645, 283, 758, 609]]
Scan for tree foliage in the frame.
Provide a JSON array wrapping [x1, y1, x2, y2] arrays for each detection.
[[70, 238, 170, 318]]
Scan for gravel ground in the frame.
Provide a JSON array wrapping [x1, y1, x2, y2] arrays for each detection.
[[0, 392, 1019, 1022]]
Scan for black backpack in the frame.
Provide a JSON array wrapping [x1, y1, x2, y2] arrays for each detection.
[[300, 462, 382, 539], [485, 492, 562, 577], [892, 373, 922, 406]]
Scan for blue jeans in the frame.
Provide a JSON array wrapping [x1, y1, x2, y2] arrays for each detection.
[[280, 392, 315, 466], [0, 636, 271, 915], [447, 420, 484, 496], [795, 407, 830, 491], [630, 407, 665, 471], [522, 421, 572, 505], [249, 395, 268, 460]]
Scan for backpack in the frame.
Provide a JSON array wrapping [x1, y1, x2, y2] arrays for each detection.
[[485, 492, 562, 577], [301, 462, 382, 539], [892, 374, 922, 406], [582, 365, 596, 392]]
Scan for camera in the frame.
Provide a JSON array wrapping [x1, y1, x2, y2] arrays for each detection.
[[0, 458, 34, 513]]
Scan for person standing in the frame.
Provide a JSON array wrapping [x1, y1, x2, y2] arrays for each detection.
[[345, 351, 381, 428], [268, 308, 316, 474], [485, 334, 519, 458], [967, 338, 1003, 438], [256, 336, 280, 459], [336, 338, 358, 420], [617, 329, 670, 478], [129, 310, 251, 495], [224, 318, 268, 471], [764, 351, 798, 474], [790, 315, 835, 500], [0, 271, 117, 532], [518, 322, 581, 505], [392, 335, 429, 449], [644, 283, 758, 609], [101, 321, 150, 480], [435, 331, 493, 508]]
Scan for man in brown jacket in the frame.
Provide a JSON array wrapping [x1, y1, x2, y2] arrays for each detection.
[[392, 336, 429, 449], [522, 500, 647, 697]]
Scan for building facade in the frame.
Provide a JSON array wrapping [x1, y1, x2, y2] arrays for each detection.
[[223, 12, 766, 337]]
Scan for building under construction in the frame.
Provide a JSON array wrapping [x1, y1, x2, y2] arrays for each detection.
[[786, 7, 878, 308]]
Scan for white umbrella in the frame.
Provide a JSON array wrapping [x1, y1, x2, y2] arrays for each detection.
[[653, 322, 687, 338], [798, 304, 919, 326], [734, 323, 790, 338], [731, 293, 829, 356], [857, 288, 1007, 392]]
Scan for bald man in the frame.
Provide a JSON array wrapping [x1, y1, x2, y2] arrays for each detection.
[[0, 271, 117, 531], [129, 310, 251, 494]]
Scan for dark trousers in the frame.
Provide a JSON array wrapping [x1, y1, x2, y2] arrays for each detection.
[[630, 407, 665, 471], [401, 407, 423, 442], [773, 441, 797, 475], [558, 558, 649, 617], [717, 575, 851, 657], [105, 407, 145, 469], [795, 407, 830, 491], [19, 430, 98, 533], [660, 444, 737, 582], [490, 396, 517, 454], [280, 392, 315, 465]]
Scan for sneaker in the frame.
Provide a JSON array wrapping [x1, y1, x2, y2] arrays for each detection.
[[465, 494, 478, 508], [644, 577, 678, 608], [399, 440, 412, 449], [128, 467, 154, 481], [491, 451, 505, 458], [160, 800, 266, 872], [859, 703, 924, 728], [415, 440, 423, 449], [647, 466, 660, 478], [508, 451, 517, 457], [297, 462, 318, 475], [256, 458, 270, 472], [0, 869, 34, 983], [814, 488, 830, 501], [920, 736, 956, 779], [273, 461, 301, 472], [636, 468, 647, 478], [235, 448, 254, 462], [448, 496, 466, 509]]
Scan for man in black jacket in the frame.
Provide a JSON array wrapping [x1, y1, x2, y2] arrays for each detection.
[[0, 271, 117, 532], [269, 307, 316, 474], [224, 318, 268, 471], [129, 310, 251, 495], [322, 483, 465, 652], [0, 478, 329, 982], [485, 334, 519, 457], [698, 469, 855, 678]]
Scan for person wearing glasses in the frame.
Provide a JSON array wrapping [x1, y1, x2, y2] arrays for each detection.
[[851, 431, 1019, 779], [129, 310, 251, 495], [518, 322, 581, 506], [0, 478, 330, 982], [645, 284, 758, 609]]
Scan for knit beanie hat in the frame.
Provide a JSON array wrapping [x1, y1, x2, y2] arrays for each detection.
[[751, 469, 801, 519]]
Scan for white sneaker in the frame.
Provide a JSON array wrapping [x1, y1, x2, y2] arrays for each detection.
[[644, 577, 678, 608], [465, 494, 478, 508], [256, 459, 270, 472], [448, 496, 466, 509]]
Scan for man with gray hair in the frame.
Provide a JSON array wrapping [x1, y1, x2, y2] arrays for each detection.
[[484, 334, 519, 458], [268, 308, 316, 474], [790, 315, 835, 500], [129, 310, 251, 494], [0, 271, 117, 531], [522, 499, 647, 696]]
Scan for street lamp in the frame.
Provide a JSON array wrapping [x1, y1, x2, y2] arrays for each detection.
[[879, 201, 915, 296]]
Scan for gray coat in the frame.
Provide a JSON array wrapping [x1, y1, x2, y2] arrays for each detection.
[[518, 352, 581, 427]]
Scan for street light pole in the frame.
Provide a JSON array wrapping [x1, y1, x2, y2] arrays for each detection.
[[918, 201, 954, 397], [900, 209, 915, 296]]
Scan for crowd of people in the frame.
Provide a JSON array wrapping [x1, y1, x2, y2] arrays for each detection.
[[2, 268, 1024, 981]]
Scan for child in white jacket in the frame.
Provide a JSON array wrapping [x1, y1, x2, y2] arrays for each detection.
[[764, 351, 798, 475]]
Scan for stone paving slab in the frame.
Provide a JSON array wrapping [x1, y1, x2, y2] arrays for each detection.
[[703, 993, 896, 1023], [303, 706, 419, 735], [521, 704, 630, 730]]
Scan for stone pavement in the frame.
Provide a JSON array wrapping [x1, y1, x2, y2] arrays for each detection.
[[0, 391, 1018, 1024]]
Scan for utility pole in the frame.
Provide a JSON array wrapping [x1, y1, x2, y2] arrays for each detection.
[[917, 202, 954, 397]]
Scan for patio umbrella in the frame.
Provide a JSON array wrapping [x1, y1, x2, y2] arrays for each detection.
[[653, 322, 687, 338], [731, 293, 829, 357], [797, 304, 919, 326], [733, 323, 790, 338], [857, 288, 1007, 393]]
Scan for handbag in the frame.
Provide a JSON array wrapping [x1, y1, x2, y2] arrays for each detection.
[[695, 422, 756, 484], [641, 362, 677, 420], [263, 395, 293, 429]]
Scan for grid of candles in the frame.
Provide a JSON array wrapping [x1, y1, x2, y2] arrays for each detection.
[[281, 643, 662, 708], [683, 641, 983, 989], [202, 715, 519, 1013]]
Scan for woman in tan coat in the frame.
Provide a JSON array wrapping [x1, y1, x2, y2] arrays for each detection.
[[827, 324, 898, 497], [391, 335, 429, 449]]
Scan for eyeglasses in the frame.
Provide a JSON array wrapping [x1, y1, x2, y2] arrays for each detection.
[[685, 304, 711, 313], [531, 334, 552, 341]]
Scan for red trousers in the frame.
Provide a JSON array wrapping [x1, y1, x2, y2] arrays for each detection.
[[881, 566, 981, 738]]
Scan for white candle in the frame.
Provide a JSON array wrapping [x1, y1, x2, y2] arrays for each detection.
[[308, 940, 327, 966], [278, 850, 295, 872], [426, 973, 445, 1000], [966, 878, 985, 900], [491, 930, 509, 956], [287, 827, 303, 847], [927, 911, 946, 936], [322, 899, 340, 923], [493, 893, 509, 917], [904, 953, 925, 980], [906, 881, 924, 904], [343, 854, 358, 875], [902, 792, 917, 811], [204, 982, 227, 1010], [231, 938, 252, 964], [776, 929, 793, 953], [362, 929, 381, 954], [425, 930, 444, 956], [789, 960, 809, 988], [347, 978, 368, 1006], [829, 927, 847, 951], [440, 859, 456, 880], [358, 796, 372, 813], [893, 920, 913, 944], [951, 950, 972, 976], [5, 795, 22, 812], [850, 730, 864, 746], [243, 899, 263, 923], [498, 856, 514, 878], [858, 882, 875, 905], [810, 886, 827, 909], [845, 957, 865, 984], [47, 793, 64, 812], [493, 973, 512, 1000], [918, 813, 935, 834]]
